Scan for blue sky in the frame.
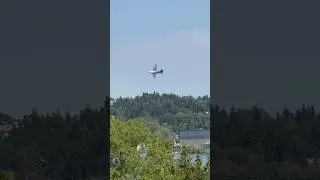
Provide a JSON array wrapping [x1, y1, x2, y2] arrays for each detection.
[[111, 0, 210, 98]]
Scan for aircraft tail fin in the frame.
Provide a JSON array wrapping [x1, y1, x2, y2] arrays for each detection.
[[160, 69, 163, 74]]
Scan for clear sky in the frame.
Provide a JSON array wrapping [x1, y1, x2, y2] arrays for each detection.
[[111, 0, 210, 98]]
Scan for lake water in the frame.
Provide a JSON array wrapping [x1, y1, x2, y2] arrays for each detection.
[[172, 151, 209, 166]]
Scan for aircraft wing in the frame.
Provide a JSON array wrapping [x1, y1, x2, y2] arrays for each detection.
[[153, 64, 157, 71]]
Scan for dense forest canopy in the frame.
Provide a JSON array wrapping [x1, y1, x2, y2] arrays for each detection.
[[110, 92, 210, 131]]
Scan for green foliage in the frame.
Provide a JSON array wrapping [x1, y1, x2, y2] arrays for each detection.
[[0, 171, 15, 180], [110, 116, 209, 180]]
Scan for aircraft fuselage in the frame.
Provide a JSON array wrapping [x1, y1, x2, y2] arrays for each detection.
[[148, 70, 163, 74]]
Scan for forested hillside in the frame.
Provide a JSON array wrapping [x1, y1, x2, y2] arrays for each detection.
[[110, 92, 210, 131]]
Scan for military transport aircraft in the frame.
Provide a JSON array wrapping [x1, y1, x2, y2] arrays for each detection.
[[148, 64, 163, 79]]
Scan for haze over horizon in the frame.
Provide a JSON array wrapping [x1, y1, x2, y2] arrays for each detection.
[[111, 91, 210, 99]]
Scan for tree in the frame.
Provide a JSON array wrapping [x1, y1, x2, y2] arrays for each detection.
[[110, 116, 209, 180]]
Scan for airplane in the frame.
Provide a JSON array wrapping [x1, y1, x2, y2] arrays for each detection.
[[148, 64, 163, 79]]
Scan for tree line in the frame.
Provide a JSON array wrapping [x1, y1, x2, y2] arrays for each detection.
[[211, 104, 320, 179], [0, 103, 109, 179], [111, 92, 210, 132]]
